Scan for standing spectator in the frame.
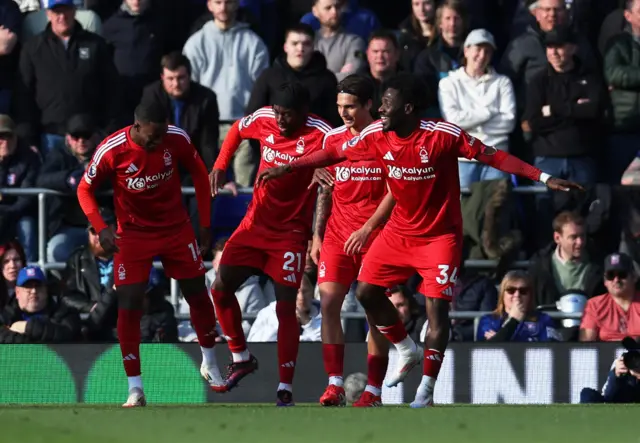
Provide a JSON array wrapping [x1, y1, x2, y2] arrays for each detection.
[[183, 0, 269, 188], [21, 0, 103, 40], [438, 29, 516, 188], [580, 253, 640, 341], [301, 0, 381, 42], [0, 115, 40, 262], [247, 23, 340, 125], [0, 240, 25, 310], [0, 265, 81, 343], [603, 0, 640, 184], [102, 0, 180, 119], [37, 114, 100, 264], [0, 0, 21, 114], [529, 211, 605, 308], [523, 25, 606, 183], [13, 0, 121, 153], [312, 0, 366, 81], [361, 29, 401, 119], [396, 0, 436, 72]]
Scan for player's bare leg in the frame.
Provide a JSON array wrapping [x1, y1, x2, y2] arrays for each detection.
[[319, 282, 348, 406], [353, 314, 388, 407], [273, 283, 301, 407], [355, 282, 420, 387], [179, 275, 225, 392], [117, 283, 148, 408], [411, 297, 450, 408], [210, 264, 260, 391]]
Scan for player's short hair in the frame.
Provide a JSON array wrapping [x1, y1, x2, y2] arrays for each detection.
[[134, 103, 168, 124], [337, 75, 375, 106], [285, 23, 315, 41], [552, 211, 584, 234], [368, 29, 399, 50], [161, 51, 191, 75], [272, 82, 311, 111], [382, 73, 431, 113], [213, 237, 229, 253]]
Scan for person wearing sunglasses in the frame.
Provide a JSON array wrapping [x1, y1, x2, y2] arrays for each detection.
[[580, 252, 640, 342], [476, 270, 560, 342]]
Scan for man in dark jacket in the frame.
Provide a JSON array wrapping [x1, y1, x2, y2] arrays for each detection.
[[524, 25, 606, 184], [0, 114, 40, 261], [0, 265, 81, 343], [246, 23, 340, 126], [13, 0, 121, 153], [37, 114, 102, 264], [0, 0, 21, 114]]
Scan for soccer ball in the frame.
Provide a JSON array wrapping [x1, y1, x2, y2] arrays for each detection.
[[344, 372, 367, 403]]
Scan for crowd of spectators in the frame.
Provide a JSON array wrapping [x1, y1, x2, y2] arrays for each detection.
[[0, 0, 640, 344]]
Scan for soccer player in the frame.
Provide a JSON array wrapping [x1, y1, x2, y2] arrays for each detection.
[[313, 74, 395, 407], [257, 73, 583, 408], [77, 104, 224, 407], [208, 82, 332, 406]]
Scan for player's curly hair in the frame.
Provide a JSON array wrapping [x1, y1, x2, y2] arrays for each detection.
[[134, 103, 168, 124], [382, 73, 433, 114], [337, 74, 375, 106], [273, 81, 311, 111]]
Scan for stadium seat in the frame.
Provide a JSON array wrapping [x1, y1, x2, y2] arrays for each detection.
[[211, 193, 253, 240]]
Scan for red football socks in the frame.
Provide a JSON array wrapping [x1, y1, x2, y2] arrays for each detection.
[[322, 343, 345, 378], [367, 354, 389, 389], [423, 348, 444, 378], [210, 288, 246, 353], [377, 320, 408, 344], [117, 308, 143, 377], [276, 300, 300, 385], [185, 289, 217, 348]]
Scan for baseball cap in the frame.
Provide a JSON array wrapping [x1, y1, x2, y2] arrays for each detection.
[[463, 29, 497, 50], [544, 25, 577, 47], [88, 207, 116, 230], [17, 266, 47, 287], [42, 0, 75, 8], [66, 114, 95, 137], [604, 252, 634, 274], [0, 114, 16, 135]]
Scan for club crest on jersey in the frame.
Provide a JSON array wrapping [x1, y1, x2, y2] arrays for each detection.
[[296, 137, 305, 154], [163, 149, 172, 166], [319, 262, 326, 278], [419, 147, 429, 163], [118, 264, 126, 281]]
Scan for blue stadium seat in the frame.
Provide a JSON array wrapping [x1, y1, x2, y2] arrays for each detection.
[[210, 193, 252, 240]]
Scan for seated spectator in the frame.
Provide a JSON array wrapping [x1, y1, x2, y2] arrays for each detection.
[[0, 265, 81, 343], [438, 29, 516, 189], [37, 114, 100, 264], [523, 25, 605, 185], [0, 0, 21, 114], [140, 268, 178, 343], [247, 270, 321, 342], [450, 266, 498, 342], [21, 0, 103, 41], [60, 208, 118, 342], [529, 211, 605, 308], [389, 285, 427, 343], [0, 114, 40, 262], [300, 0, 380, 42], [361, 29, 401, 119], [247, 23, 340, 126], [580, 252, 640, 341], [477, 270, 560, 342], [311, 0, 366, 81], [0, 240, 25, 310], [396, 0, 436, 72]]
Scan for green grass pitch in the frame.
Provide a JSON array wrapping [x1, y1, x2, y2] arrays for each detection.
[[0, 404, 637, 443]]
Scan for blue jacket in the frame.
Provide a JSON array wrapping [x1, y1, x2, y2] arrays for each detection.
[[476, 311, 560, 342], [300, 0, 380, 42]]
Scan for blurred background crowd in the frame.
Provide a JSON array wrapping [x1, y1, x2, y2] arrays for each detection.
[[1, 0, 640, 347]]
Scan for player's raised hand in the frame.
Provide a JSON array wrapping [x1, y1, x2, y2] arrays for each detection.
[[209, 168, 225, 197], [198, 227, 212, 257], [307, 168, 334, 190], [546, 177, 585, 192], [344, 226, 372, 255], [98, 226, 120, 255], [256, 165, 291, 186]]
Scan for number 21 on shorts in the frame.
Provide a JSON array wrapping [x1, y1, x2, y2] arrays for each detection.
[[436, 264, 458, 285], [283, 251, 303, 272]]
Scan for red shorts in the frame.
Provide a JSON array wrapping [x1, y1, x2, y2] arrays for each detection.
[[114, 222, 206, 286], [358, 228, 462, 301], [220, 226, 307, 288], [317, 237, 363, 288]]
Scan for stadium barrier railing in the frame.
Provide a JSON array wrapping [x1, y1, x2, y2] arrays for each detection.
[[1, 185, 558, 321]]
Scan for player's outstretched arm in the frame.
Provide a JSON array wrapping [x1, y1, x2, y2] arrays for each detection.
[[256, 147, 346, 185], [344, 190, 395, 255], [210, 120, 244, 196], [474, 147, 585, 192]]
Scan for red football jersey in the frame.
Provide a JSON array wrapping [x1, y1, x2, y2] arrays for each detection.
[[322, 125, 387, 245], [238, 107, 332, 240], [341, 120, 482, 238], [83, 125, 200, 232]]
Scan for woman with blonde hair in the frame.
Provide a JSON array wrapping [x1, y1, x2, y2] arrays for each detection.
[[476, 270, 560, 342]]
